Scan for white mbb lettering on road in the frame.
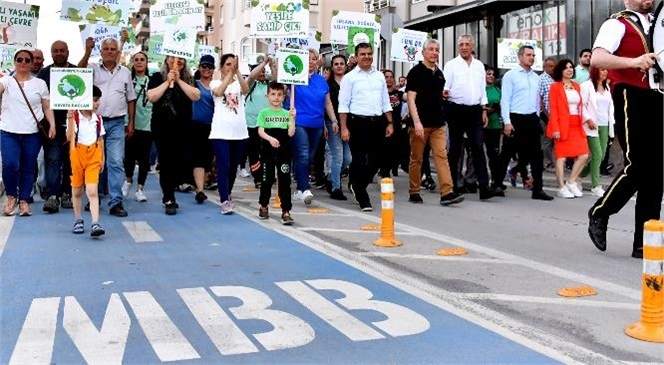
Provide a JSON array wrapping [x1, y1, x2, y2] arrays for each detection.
[[277, 280, 430, 340], [210, 286, 315, 351], [307, 279, 430, 337], [62, 294, 131, 365], [8, 281, 429, 362], [276, 281, 385, 341], [9, 297, 60, 365], [123, 291, 200, 362], [177, 287, 259, 355], [122, 221, 163, 243]]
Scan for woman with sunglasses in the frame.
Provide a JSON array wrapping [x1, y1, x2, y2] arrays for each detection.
[[147, 56, 201, 215], [1, 49, 56, 216], [191, 54, 216, 204], [122, 52, 153, 203]]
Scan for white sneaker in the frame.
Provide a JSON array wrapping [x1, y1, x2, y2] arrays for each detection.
[[220, 200, 234, 215], [135, 189, 147, 202], [566, 182, 583, 197], [557, 186, 575, 199], [590, 186, 606, 197], [293, 190, 304, 201], [239, 168, 250, 178], [122, 181, 132, 197], [302, 189, 314, 205]]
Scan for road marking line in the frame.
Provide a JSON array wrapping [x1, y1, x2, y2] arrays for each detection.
[[361, 251, 513, 264], [310, 200, 641, 301], [457, 293, 639, 310], [0, 214, 15, 257], [123, 291, 201, 362], [122, 221, 163, 243], [298, 227, 418, 235], [229, 203, 621, 365], [293, 212, 350, 217], [9, 297, 60, 365]]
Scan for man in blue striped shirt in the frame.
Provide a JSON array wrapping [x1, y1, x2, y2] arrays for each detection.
[[500, 45, 553, 201]]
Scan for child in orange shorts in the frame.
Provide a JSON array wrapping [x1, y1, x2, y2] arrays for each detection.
[[67, 86, 106, 237]]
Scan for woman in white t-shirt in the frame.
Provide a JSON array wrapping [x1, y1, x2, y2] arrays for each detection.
[[0, 49, 56, 217], [210, 54, 249, 215], [580, 68, 615, 197]]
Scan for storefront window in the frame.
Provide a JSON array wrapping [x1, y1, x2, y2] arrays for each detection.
[[501, 1, 567, 59]]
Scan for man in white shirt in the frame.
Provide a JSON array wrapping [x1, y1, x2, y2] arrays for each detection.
[[443, 35, 494, 200], [339, 42, 394, 212]]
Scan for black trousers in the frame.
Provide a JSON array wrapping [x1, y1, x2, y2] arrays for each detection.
[[259, 131, 292, 212], [447, 103, 490, 189], [590, 84, 663, 250], [500, 113, 543, 191], [153, 126, 187, 204], [246, 127, 263, 185], [347, 115, 386, 204], [483, 129, 502, 186], [124, 129, 152, 186]]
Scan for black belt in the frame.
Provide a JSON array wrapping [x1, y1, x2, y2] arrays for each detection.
[[102, 115, 125, 120], [351, 114, 383, 122], [451, 102, 482, 109]]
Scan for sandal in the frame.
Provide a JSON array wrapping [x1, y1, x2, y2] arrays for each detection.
[[3, 196, 17, 216]]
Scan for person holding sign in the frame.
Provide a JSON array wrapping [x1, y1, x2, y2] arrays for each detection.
[[338, 43, 394, 212], [257, 81, 296, 225], [210, 54, 249, 215], [1, 49, 56, 217], [147, 56, 201, 215], [277, 48, 336, 207]]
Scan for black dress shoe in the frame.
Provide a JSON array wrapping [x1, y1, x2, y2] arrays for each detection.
[[479, 187, 495, 200], [109, 204, 128, 217], [330, 189, 347, 201], [465, 184, 478, 194], [587, 208, 608, 251], [493, 187, 505, 197], [631, 249, 643, 259], [531, 190, 554, 201], [409, 193, 423, 203]]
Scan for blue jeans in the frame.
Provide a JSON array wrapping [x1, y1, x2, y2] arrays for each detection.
[[213, 139, 245, 202], [291, 125, 323, 192], [0, 131, 42, 201], [325, 121, 351, 190], [103, 117, 126, 208]]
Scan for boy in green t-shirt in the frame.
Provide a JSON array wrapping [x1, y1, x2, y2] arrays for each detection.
[[257, 81, 296, 225]]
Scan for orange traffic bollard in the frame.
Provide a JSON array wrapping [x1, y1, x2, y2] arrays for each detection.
[[373, 178, 402, 248], [625, 220, 664, 343]]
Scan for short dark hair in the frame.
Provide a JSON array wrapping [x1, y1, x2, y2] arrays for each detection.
[[92, 85, 102, 98], [552, 59, 575, 82], [268, 81, 285, 93], [398, 76, 406, 81], [579, 48, 592, 58], [354, 42, 372, 56], [382, 69, 394, 78], [517, 45, 534, 56], [484, 64, 494, 72], [14, 49, 33, 61], [331, 54, 347, 64]]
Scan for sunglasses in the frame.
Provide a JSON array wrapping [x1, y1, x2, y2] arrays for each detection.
[[15, 57, 32, 64], [134, 57, 147, 62], [200, 64, 214, 70]]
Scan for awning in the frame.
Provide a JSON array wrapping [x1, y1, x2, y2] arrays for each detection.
[[405, 0, 549, 31]]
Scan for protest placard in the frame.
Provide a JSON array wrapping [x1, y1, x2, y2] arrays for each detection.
[[79, 24, 137, 57], [276, 48, 308, 86], [281, 28, 321, 52], [161, 24, 197, 60], [329, 11, 380, 47], [150, 0, 205, 34], [60, 0, 131, 27], [250, 0, 309, 38], [0, 1, 40, 48], [497, 38, 543, 71], [390, 28, 428, 63], [49, 68, 94, 110]]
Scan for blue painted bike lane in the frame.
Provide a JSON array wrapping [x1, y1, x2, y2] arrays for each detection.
[[0, 185, 558, 364]]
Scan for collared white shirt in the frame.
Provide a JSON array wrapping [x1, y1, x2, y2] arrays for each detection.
[[593, 10, 652, 54], [338, 66, 392, 116], [442, 55, 488, 106], [68, 111, 106, 146], [91, 62, 136, 118]]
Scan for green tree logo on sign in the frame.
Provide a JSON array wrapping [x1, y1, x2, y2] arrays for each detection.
[[283, 55, 303, 76], [58, 75, 86, 100]]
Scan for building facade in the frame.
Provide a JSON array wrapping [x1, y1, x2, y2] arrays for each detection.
[[368, 0, 628, 77]]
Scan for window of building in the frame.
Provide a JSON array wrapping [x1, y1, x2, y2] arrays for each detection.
[[364, 0, 391, 13], [242, 0, 252, 11], [500, 2, 567, 58], [411, 0, 426, 3], [231, 41, 236, 55], [231, 0, 236, 19], [241, 38, 252, 61]]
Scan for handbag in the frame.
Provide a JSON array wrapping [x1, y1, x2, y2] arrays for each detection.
[[14, 77, 50, 139]]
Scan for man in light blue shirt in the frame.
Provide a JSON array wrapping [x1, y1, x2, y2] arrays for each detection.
[[499, 45, 553, 201]]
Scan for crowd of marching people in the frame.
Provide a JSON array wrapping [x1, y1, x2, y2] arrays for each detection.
[[0, 0, 661, 260]]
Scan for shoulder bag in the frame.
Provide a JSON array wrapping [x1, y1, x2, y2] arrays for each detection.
[[13, 77, 50, 140]]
